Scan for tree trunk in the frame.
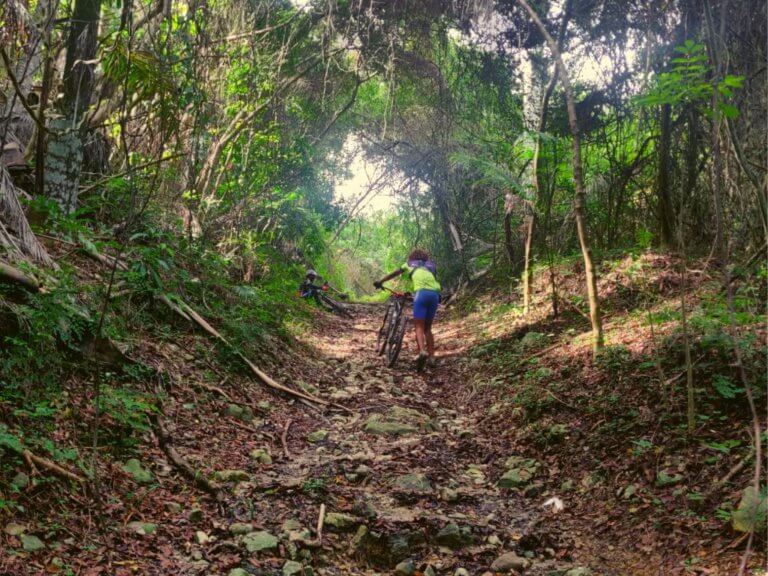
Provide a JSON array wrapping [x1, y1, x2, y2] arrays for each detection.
[[522, 210, 535, 313], [517, 0, 604, 352], [656, 104, 675, 248], [44, 0, 101, 214], [0, 163, 55, 266], [522, 0, 571, 317]]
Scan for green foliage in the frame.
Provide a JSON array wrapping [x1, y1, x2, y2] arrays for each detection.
[[1, 272, 91, 380], [595, 345, 631, 373], [637, 40, 744, 117], [711, 374, 743, 399]]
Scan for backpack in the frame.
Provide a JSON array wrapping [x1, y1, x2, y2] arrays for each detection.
[[407, 259, 437, 278]]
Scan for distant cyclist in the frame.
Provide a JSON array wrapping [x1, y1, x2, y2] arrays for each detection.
[[374, 248, 441, 371], [299, 269, 329, 309]]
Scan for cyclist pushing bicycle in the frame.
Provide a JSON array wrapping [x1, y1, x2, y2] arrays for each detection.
[[374, 248, 441, 371]]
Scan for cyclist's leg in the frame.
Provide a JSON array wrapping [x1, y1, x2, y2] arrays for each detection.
[[413, 319, 427, 354], [412, 290, 430, 366], [425, 318, 435, 356], [422, 291, 439, 357]]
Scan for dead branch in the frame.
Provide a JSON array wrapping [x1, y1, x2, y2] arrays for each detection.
[[281, 419, 293, 460], [150, 414, 220, 496], [0, 260, 39, 291], [22, 449, 86, 483]]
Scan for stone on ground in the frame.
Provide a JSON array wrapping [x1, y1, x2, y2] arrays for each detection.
[[391, 473, 432, 493], [214, 469, 250, 483], [490, 551, 530, 572], [229, 522, 254, 535], [363, 418, 418, 436], [394, 559, 415, 575], [249, 447, 273, 464], [20, 534, 45, 551], [282, 560, 304, 575], [324, 512, 360, 530], [122, 459, 153, 484], [127, 521, 156, 536], [243, 530, 279, 553], [436, 523, 467, 548], [307, 429, 329, 443], [228, 569, 249, 576]]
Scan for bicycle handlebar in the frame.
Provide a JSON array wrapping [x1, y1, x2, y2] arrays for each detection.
[[378, 285, 411, 299]]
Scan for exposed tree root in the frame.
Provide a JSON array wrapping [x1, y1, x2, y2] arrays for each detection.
[[21, 449, 87, 484], [281, 418, 293, 460], [150, 414, 221, 497], [0, 260, 40, 292]]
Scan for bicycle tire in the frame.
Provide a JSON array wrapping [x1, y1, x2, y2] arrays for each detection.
[[321, 294, 351, 318], [386, 311, 408, 367], [376, 302, 394, 355]]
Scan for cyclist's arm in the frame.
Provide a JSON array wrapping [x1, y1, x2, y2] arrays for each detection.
[[374, 268, 404, 287]]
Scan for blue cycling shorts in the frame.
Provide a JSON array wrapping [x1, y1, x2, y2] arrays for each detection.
[[413, 289, 440, 321]]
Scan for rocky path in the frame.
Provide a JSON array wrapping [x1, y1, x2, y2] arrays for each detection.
[[228, 306, 590, 576]]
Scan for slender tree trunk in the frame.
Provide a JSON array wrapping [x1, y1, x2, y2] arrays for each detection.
[[503, 195, 516, 266], [704, 0, 727, 269], [656, 104, 675, 248], [522, 0, 572, 316], [517, 0, 604, 352], [522, 209, 535, 313], [44, 0, 102, 213]]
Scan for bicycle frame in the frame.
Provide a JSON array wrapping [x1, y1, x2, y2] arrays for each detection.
[[376, 286, 412, 366]]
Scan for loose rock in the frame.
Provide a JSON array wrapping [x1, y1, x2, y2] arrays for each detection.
[[307, 429, 329, 443], [229, 522, 254, 535], [214, 469, 250, 483], [243, 530, 279, 553], [282, 560, 304, 576], [250, 448, 273, 464], [324, 512, 360, 530], [122, 459, 153, 484], [391, 473, 432, 494], [490, 551, 530, 573], [127, 522, 156, 536], [20, 534, 45, 552], [394, 559, 415, 576]]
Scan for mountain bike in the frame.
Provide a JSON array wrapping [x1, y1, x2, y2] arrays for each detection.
[[319, 290, 352, 318], [376, 287, 412, 367], [300, 284, 352, 318]]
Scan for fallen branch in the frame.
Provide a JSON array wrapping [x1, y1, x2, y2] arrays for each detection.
[[80, 241, 341, 409], [151, 414, 220, 496], [176, 300, 331, 407], [281, 419, 293, 460], [316, 503, 326, 540], [713, 451, 753, 492], [0, 260, 40, 292], [543, 387, 578, 410], [22, 449, 86, 484]]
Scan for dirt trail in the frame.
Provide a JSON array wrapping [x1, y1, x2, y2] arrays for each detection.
[[256, 305, 586, 575]]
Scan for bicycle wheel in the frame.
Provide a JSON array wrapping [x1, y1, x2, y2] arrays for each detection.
[[386, 311, 408, 367], [321, 294, 351, 318], [376, 302, 394, 355]]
